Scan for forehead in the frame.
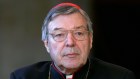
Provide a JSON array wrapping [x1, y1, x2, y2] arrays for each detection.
[[48, 12, 87, 31]]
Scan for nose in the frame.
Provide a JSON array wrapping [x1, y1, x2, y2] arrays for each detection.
[[65, 33, 75, 47]]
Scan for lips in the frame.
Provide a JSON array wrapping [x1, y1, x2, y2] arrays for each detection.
[[64, 53, 79, 58]]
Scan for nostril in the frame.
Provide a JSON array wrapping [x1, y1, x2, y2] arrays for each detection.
[[66, 42, 75, 47]]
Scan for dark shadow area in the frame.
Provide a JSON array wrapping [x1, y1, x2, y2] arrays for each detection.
[[91, 1, 140, 79]]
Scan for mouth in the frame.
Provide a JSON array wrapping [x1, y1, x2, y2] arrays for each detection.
[[64, 53, 79, 58]]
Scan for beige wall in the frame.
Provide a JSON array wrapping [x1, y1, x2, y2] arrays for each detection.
[[0, 0, 92, 79]]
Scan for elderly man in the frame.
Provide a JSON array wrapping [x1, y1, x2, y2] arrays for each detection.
[[10, 2, 135, 79]]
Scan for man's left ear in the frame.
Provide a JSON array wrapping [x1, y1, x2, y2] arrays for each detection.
[[43, 40, 50, 53], [90, 34, 93, 49]]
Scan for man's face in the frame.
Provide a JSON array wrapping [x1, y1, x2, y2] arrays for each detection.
[[44, 12, 92, 70]]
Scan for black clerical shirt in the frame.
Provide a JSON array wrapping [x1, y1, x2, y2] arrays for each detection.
[[10, 58, 136, 79]]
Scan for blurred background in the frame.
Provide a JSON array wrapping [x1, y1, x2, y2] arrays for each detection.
[[0, 0, 139, 79]]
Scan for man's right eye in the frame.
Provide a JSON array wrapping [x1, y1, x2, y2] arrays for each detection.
[[54, 33, 65, 38]]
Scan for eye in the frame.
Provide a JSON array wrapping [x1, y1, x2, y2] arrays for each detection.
[[55, 33, 64, 37], [75, 31, 84, 36], [53, 32, 66, 38]]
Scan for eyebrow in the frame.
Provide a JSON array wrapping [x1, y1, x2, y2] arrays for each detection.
[[53, 25, 87, 31], [74, 26, 87, 30]]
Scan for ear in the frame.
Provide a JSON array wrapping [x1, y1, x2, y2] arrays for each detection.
[[43, 40, 50, 53], [89, 33, 93, 49]]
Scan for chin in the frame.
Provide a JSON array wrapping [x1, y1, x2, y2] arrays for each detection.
[[63, 61, 84, 69]]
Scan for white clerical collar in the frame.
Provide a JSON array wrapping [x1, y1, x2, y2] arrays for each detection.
[[66, 74, 73, 79]]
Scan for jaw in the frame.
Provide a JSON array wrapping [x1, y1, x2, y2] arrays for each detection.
[[54, 62, 83, 74], [54, 55, 87, 74]]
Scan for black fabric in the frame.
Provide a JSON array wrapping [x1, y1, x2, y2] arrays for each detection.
[[10, 58, 136, 79], [50, 63, 66, 79]]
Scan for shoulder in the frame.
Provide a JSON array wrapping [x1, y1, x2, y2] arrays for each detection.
[[90, 58, 136, 79], [14, 61, 51, 73], [92, 58, 129, 71], [10, 61, 51, 79]]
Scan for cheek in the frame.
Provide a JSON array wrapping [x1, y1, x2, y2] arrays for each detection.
[[49, 44, 59, 56], [78, 41, 91, 57], [48, 42, 64, 61]]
